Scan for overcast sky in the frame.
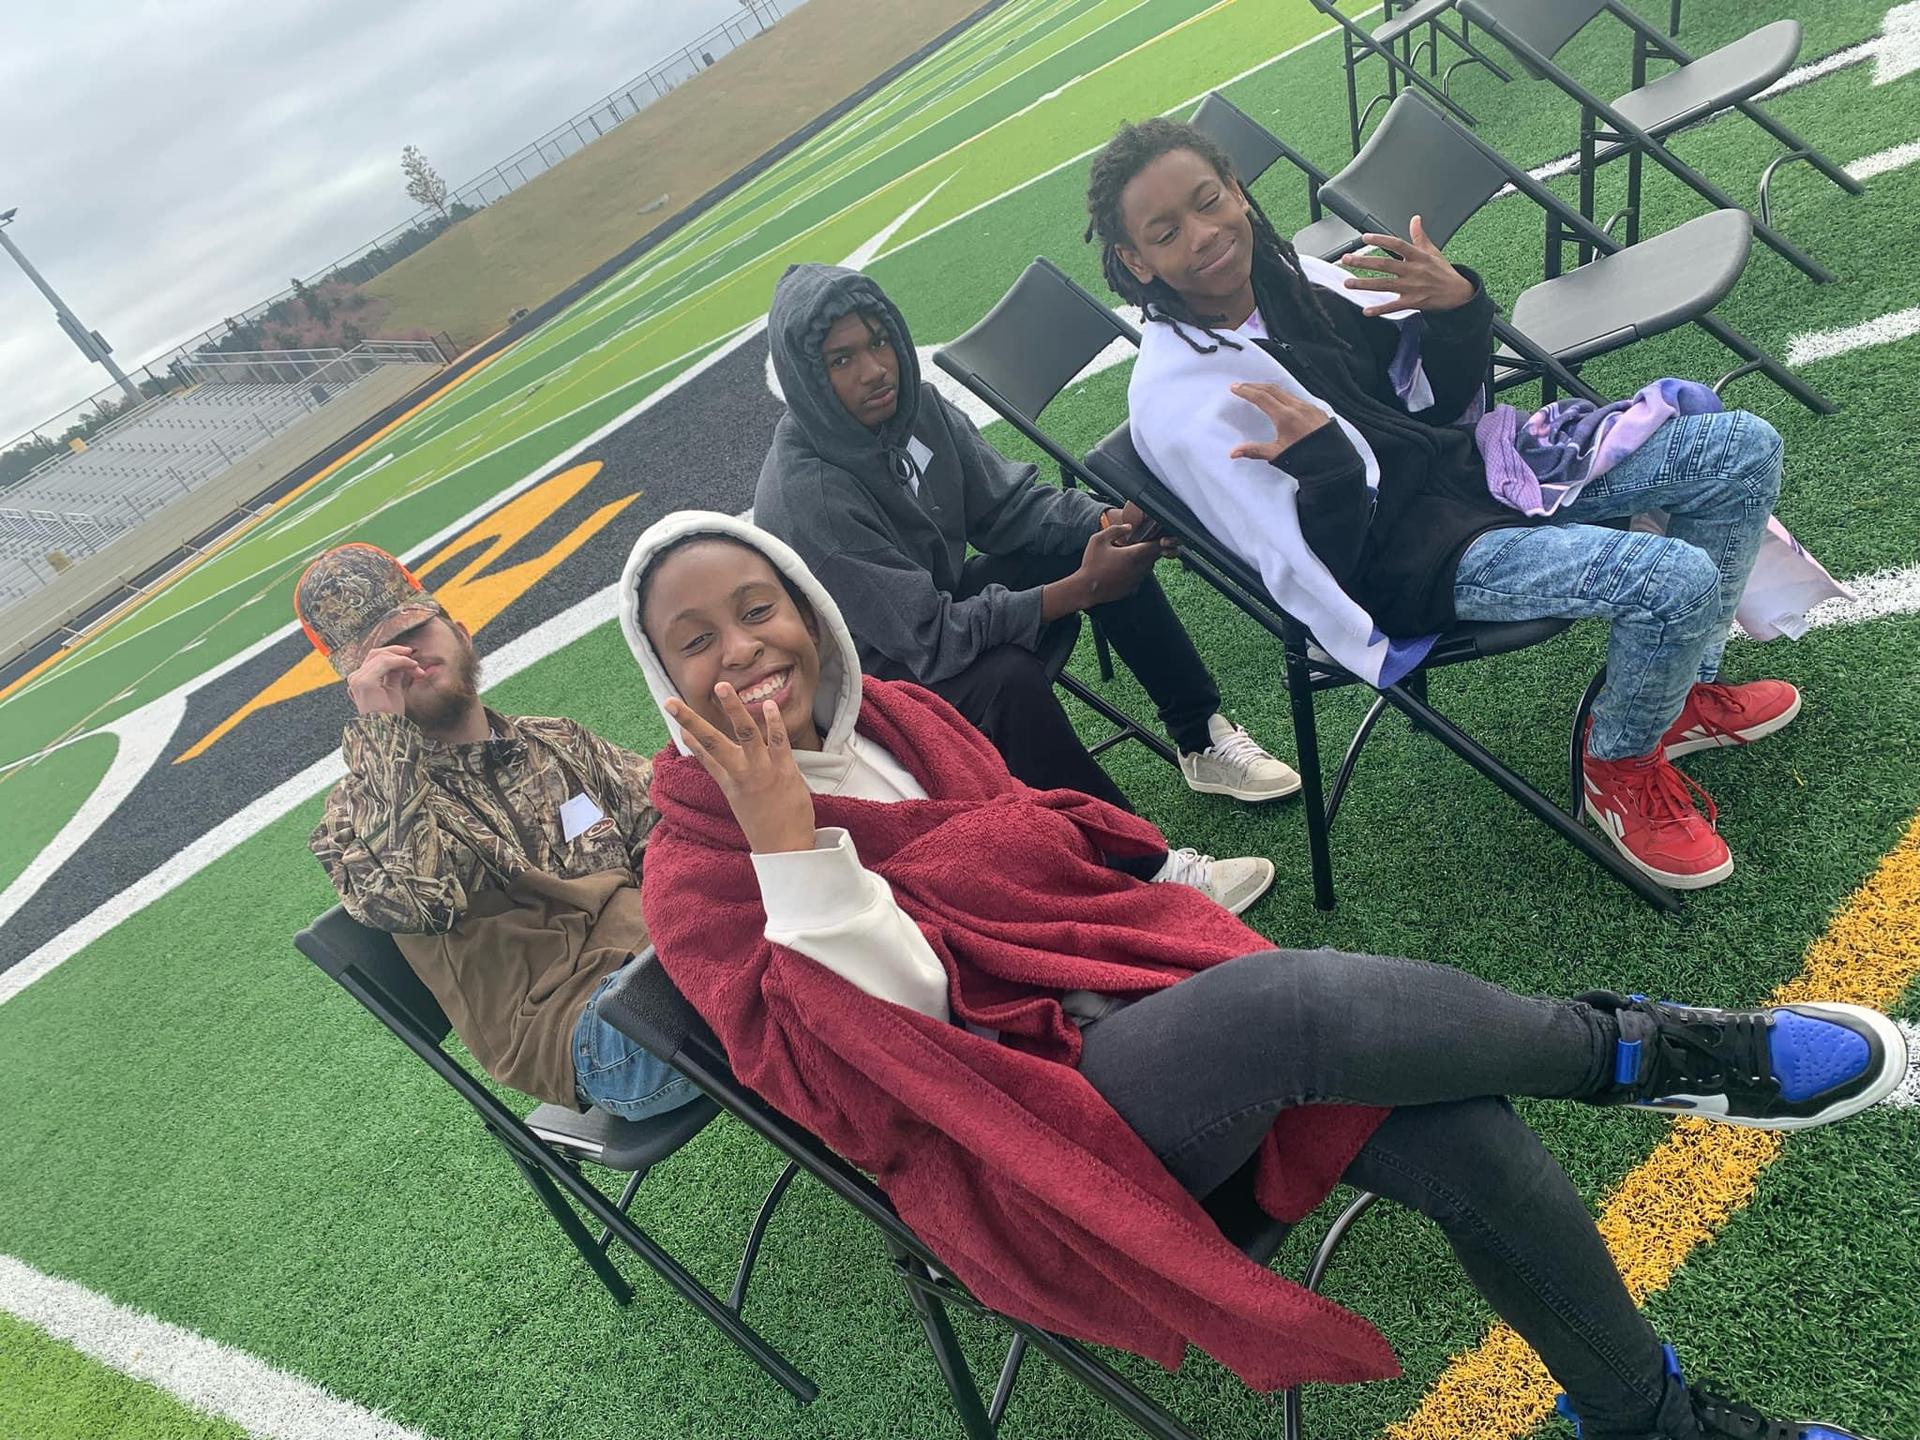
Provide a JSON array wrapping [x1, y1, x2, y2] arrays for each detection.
[[0, 0, 768, 444]]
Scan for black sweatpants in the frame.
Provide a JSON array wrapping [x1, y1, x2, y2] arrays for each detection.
[[870, 548, 1222, 810], [1077, 949, 1703, 1440]]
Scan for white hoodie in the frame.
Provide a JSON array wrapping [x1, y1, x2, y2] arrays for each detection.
[[619, 510, 951, 1021]]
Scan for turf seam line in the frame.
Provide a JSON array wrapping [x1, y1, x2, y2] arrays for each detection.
[[0, 1252, 434, 1440]]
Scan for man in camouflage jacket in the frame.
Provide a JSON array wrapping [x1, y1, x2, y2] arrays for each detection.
[[303, 542, 695, 1117]]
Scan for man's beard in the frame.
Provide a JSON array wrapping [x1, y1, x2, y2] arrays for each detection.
[[407, 642, 483, 733]]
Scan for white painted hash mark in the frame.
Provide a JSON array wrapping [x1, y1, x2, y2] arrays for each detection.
[[0, 1252, 435, 1440], [1786, 307, 1920, 366], [1848, 137, 1920, 180]]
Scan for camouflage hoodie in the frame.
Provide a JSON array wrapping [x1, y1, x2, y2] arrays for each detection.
[[310, 708, 656, 1103]]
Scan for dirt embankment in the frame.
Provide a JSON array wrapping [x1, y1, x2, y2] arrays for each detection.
[[363, 0, 990, 345]]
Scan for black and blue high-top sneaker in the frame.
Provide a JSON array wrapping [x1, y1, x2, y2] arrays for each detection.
[[1580, 991, 1907, 1129], [1555, 1345, 1880, 1439]]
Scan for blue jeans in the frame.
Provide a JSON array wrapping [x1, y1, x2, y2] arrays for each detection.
[[572, 969, 700, 1119], [1452, 410, 1784, 760]]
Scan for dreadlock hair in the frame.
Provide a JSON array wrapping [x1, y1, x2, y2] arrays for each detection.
[[1084, 116, 1351, 356]]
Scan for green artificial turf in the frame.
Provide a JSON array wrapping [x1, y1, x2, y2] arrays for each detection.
[[2, 1, 1918, 1437], [0, 1312, 252, 1440], [0, 734, 115, 893]]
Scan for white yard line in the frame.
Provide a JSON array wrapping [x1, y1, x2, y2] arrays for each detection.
[[1848, 137, 1920, 180], [0, 1253, 433, 1440], [1786, 307, 1920, 366]]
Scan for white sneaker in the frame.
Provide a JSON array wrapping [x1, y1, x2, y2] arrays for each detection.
[[1180, 714, 1302, 802], [1152, 846, 1276, 915]]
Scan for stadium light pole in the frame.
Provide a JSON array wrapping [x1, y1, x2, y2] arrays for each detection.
[[0, 208, 144, 406]]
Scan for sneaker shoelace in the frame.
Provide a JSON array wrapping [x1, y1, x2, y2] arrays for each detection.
[[1609, 752, 1722, 831], [1206, 726, 1269, 772], [1691, 1383, 1802, 1440], [1682, 682, 1750, 743], [1636, 1001, 1774, 1099], [1157, 846, 1215, 890]]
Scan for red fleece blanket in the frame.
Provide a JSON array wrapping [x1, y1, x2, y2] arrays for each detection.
[[641, 677, 1395, 1388]]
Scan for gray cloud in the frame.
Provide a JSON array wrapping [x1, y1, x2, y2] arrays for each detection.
[[0, 0, 763, 443]]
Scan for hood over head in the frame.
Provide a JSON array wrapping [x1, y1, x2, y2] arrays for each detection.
[[620, 510, 863, 758], [768, 262, 923, 484]]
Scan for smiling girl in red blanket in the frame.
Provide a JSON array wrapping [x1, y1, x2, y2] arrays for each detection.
[[619, 510, 1901, 1440]]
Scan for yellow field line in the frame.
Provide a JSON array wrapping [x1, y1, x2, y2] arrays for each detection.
[[0, 348, 508, 706], [1387, 811, 1920, 1440]]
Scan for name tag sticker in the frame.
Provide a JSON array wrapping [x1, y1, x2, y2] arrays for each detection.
[[560, 792, 607, 844], [906, 436, 933, 472]]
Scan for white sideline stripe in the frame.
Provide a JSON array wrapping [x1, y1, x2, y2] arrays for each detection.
[[1847, 137, 1920, 179], [0, 1253, 432, 1440], [1890, 1022, 1920, 1108], [1790, 562, 1920, 632], [1786, 307, 1920, 366], [0, 584, 621, 1008]]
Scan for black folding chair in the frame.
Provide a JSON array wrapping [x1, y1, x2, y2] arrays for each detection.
[[1302, 0, 1508, 155], [1316, 92, 1831, 414], [933, 259, 1674, 914], [1460, 0, 1858, 284], [1187, 92, 1361, 261], [598, 947, 1383, 1440], [292, 905, 815, 1403], [1044, 608, 1181, 768]]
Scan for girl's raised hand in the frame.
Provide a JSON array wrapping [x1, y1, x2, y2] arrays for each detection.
[[1335, 215, 1476, 317], [667, 684, 817, 855]]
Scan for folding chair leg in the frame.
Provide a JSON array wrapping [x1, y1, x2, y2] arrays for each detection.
[[504, 1149, 637, 1303], [1092, 615, 1117, 682], [1326, 692, 1392, 828], [890, 1247, 997, 1440], [593, 1167, 648, 1250], [1025, 1331, 1204, 1440], [989, 1335, 1029, 1428], [1378, 684, 1681, 913], [1569, 669, 1607, 819], [1694, 315, 1835, 415], [1737, 102, 1862, 200], [1058, 671, 1180, 766], [729, 1159, 801, 1311], [1281, 1192, 1383, 1440], [1283, 637, 1337, 911]]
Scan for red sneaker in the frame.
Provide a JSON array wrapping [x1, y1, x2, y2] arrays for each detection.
[[1662, 680, 1802, 759], [1582, 750, 1733, 889]]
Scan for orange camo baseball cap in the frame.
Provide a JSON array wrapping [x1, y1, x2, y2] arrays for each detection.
[[294, 543, 448, 676]]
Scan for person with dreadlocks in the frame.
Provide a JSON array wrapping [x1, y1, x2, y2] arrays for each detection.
[[752, 261, 1304, 857], [1085, 118, 1849, 895]]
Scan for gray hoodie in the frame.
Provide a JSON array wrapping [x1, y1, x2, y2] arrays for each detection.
[[752, 262, 1106, 685]]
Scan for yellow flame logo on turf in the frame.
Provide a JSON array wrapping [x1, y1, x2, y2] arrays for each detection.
[[175, 461, 637, 763]]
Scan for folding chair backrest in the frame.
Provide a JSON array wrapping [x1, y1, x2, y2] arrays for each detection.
[[1190, 92, 1291, 189], [1459, 0, 1603, 67], [1317, 92, 1510, 248], [935, 257, 1140, 428], [294, 904, 452, 1046]]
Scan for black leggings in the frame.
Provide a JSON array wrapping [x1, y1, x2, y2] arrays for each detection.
[[1077, 950, 1701, 1440]]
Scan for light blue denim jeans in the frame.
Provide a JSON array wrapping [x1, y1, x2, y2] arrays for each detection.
[[572, 968, 701, 1119], [1452, 410, 1785, 761]]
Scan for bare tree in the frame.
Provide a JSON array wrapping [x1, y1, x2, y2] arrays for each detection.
[[401, 144, 450, 219]]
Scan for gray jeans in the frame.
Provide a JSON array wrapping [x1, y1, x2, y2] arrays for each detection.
[[1078, 949, 1701, 1440]]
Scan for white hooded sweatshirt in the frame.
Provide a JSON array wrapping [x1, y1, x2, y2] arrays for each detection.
[[619, 510, 952, 1021]]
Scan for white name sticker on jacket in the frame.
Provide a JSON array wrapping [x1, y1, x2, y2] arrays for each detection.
[[560, 792, 607, 844], [905, 436, 933, 495]]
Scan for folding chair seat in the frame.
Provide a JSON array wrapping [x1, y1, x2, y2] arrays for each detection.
[[1187, 93, 1360, 261], [598, 947, 1383, 1440], [1317, 92, 1830, 414], [937, 257, 1673, 914], [1460, 0, 1858, 284], [1301, 0, 1510, 156], [292, 904, 815, 1403]]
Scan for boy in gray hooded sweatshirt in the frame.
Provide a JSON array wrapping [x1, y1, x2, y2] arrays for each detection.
[[752, 261, 1298, 812]]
